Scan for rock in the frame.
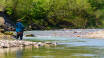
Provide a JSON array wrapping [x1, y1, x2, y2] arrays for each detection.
[[44, 42, 57, 47], [37, 42, 44, 46], [25, 34, 35, 37], [45, 42, 52, 44], [44, 44, 50, 47], [0, 17, 5, 26], [0, 29, 5, 33], [73, 31, 77, 33], [73, 31, 81, 34], [52, 42, 57, 46], [32, 42, 37, 45], [4, 31, 14, 35], [76, 35, 80, 37], [0, 40, 57, 48], [0, 43, 5, 48], [34, 44, 39, 48]]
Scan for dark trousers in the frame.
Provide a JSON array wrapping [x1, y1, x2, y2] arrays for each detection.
[[16, 32, 23, 40]]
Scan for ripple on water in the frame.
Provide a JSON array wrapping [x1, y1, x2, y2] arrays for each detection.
[[32, 56, 54, 58], [72, 53, 96, 57]]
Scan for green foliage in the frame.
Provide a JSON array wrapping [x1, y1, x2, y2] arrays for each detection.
[[5, 7, 13, 15], [0, 0, 104, 29]]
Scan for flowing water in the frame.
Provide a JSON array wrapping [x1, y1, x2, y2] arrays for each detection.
[[1, 29, 104, 58]]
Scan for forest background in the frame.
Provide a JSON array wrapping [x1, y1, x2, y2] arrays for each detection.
[[0, 0, 104, 30]]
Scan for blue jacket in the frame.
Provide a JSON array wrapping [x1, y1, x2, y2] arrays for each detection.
[[16, 22, 24, 32]]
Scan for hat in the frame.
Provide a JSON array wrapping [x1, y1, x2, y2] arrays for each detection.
[[17, 19, 23, 22]]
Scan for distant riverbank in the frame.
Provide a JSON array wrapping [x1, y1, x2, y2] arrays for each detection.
[[81, 30, 104, 38]]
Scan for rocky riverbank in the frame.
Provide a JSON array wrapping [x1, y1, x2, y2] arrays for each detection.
[[0, 40, 57, 48], [0, 31, 13, 39]]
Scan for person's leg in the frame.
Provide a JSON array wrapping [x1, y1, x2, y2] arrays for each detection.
[[20, 32, 23, 40], [16, 32, 20, 40]]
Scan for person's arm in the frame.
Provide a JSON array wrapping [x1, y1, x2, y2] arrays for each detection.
[[20, 23, 25, 31]]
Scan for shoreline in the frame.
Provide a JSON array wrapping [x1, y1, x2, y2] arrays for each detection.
[[80, 30, 104, 39], [0, 40, 57, 48]]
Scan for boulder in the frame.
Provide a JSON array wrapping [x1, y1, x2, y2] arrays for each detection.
[[0, 17, 5, 26]]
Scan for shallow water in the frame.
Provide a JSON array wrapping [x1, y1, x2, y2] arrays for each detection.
[[1, 30, 104, 58]]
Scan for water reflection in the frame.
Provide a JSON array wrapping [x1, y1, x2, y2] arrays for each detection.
[[0, 44, 104, 58], [16, 48, 23, 58], [0, 47, 33, 58]]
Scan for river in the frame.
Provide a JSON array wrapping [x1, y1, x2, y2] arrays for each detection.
[[1, 29, 104, 58]]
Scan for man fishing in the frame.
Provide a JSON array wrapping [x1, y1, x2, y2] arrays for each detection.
[[16, 19, 24, 40]]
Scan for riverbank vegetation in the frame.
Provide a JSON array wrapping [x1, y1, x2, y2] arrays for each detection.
[[0, 0, 104, 29]]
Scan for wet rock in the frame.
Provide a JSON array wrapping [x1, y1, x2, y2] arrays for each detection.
[[34, 44, 39, 48], [25, 34, 35, 37], [44, 42, 57, 47], [73, 31, 81, 34], [73, 31, 77, 33], [76, 35, 80, 37]]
